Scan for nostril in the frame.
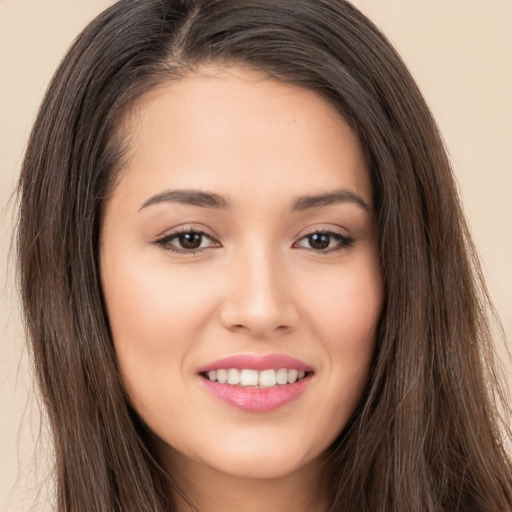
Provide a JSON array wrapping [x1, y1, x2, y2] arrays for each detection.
[[229, 323, 291, 336]]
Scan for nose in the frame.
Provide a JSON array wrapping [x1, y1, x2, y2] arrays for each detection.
[[219, 247, 300, 338]]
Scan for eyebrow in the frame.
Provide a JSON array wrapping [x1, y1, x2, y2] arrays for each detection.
[[139, 188, 370, 212], [139, 189, 230, 210], [292, 190, 370, 212]]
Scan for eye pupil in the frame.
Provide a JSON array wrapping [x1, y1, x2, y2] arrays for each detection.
[[179, 232, 202, 249], [309, 233, 330, 250]]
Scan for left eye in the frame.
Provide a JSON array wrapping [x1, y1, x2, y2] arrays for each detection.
[[294, 231, 354, 252], [155, 230, 218, 252]]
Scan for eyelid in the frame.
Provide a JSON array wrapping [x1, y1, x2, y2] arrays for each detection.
[[153, 225, 221, 254], [152, 224, 354, 255], [292, 228, 355, 253], [154, 222, 218, 239]]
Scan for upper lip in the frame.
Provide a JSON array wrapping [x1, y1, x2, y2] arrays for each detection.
[[198, 353, 314, 373]]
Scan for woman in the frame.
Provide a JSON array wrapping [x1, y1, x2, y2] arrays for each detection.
[[16, 0, 512, 510]]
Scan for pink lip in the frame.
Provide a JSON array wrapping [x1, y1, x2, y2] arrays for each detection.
[[197, 354, 314, 412], [198, 353, 314, 373], [200, 377, 311, 412]]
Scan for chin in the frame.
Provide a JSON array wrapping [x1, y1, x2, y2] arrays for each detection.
[[200, 449, 316, 480], [185, 429, 326, 481]]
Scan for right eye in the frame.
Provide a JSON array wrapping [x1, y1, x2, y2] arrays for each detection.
[[154, 229, 220, 254]]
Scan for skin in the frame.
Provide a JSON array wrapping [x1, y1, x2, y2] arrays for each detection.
[[100, 66, 383, 512]]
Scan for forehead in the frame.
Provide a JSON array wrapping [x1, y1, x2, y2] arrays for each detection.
[[115, 65, 372, 209]]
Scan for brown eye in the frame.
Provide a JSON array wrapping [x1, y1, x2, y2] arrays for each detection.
[[294, 231, 354, 252], [155, 230, 219, 253], [178, 232, 203, 249], [308, 233, 331, 250]]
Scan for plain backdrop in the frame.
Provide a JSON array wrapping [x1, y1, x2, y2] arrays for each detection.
[[1, 1, 511, 511]]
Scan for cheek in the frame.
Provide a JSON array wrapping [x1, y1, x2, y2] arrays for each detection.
[[308, 256, 382, 354], [104, 255, 215, 342], [100, 255, 219, 406], [305, 257, 382, 423]]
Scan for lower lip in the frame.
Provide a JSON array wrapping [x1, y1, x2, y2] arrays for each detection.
[[200, 375, 312, 412]]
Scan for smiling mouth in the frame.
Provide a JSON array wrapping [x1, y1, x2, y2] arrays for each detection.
[[198, 354, 314, 410], [201, 368, 311, 388]]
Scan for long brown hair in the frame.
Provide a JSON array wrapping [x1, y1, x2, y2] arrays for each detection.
[[16, 1, 512, 510]]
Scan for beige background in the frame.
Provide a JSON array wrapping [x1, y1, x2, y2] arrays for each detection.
[[1, 1, 511, 511]]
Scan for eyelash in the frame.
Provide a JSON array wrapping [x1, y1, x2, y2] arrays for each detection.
[[293, 230, 354, 252], [153, 228, 354, 255], [154, 227, 220, 254]]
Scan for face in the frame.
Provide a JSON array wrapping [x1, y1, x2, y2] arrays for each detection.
[[100, 67, 383, 483]]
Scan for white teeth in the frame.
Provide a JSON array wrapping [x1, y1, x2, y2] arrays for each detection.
[[240, 369, 259, 386], [276, 368, 288, 385], [205, 368, 308, 387], [259, 369, 277, 387], [227, 368, 240, 385], [287, 369, 298, 383], [217, 369, 227, 384]]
